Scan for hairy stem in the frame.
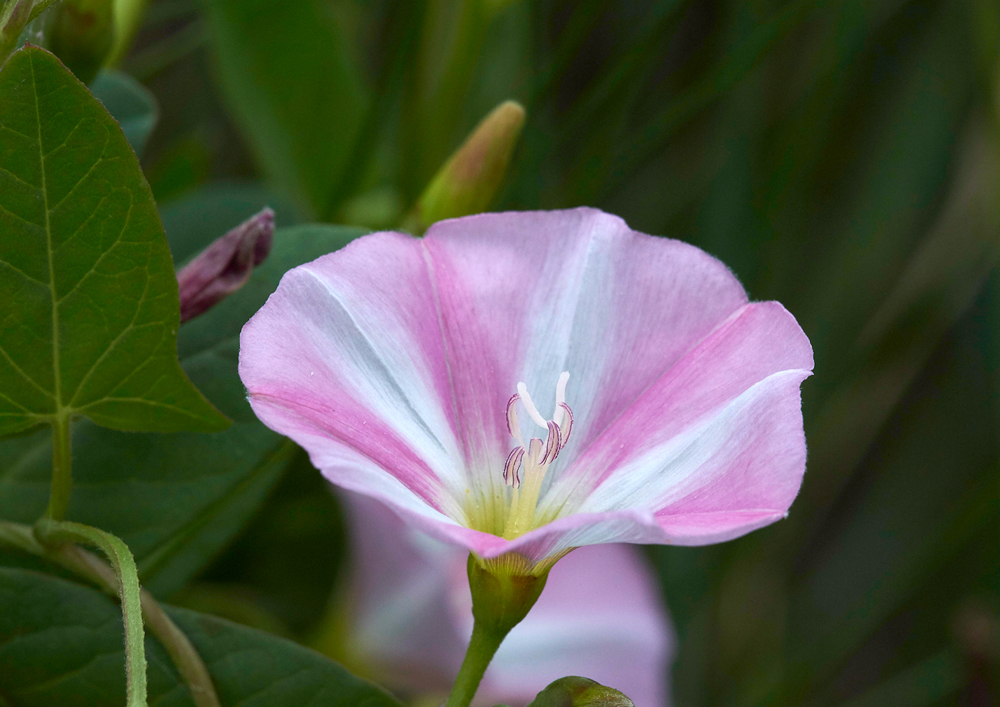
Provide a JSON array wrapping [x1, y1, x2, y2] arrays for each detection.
[[34, 519, 148, 707], [0, 521, 220, 707]]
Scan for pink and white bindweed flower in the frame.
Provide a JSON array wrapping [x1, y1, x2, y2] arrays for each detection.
[[239, 208, 813, 572], [339, 492, 673, 706]]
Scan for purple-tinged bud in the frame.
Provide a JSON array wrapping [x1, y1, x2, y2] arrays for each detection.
[[527, 676, 635, 707], [176, 207, 274, 322]]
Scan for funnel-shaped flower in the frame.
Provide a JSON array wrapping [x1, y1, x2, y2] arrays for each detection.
[[239, 209, 813, 569], [338, 492, 672, 707]]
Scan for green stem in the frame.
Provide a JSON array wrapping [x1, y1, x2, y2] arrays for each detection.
[[0, 521, 220, 707], [34, 518, 148, 707], [445, 620, 507, 707], [46, 414, 72, 520], [444, 554, 551, 707]]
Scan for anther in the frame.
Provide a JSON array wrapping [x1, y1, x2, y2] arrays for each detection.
[[557, 402, 573, 449], [505, 394, 521, 440], [542, 419, 561, 464], [503, 446, 524, 488]]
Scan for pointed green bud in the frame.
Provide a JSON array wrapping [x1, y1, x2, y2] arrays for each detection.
[[409, 100, 526, 233], [107, 0, 147, 65], [45, 0, 115, 84], [527, 677, 635, 707]]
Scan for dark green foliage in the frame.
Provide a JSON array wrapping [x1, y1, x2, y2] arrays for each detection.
[[0, 224, 365, 597], [0, 567, 402, 707], [200, 0, 369, 218]]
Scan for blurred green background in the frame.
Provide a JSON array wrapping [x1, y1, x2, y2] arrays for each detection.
[[63, 0, 1000, 704]]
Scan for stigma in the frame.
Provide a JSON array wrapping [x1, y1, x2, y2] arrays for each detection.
[[500, 372, 574, 539]]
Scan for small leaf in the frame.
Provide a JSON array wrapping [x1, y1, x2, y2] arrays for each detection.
[[0, 567, 404, 707], [0, 45, 227, 436]]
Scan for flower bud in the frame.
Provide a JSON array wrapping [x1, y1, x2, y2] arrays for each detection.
[[0, 1, 33, 65], [527, 677, 635, 707], [176, 208, 275, 322], [44, 0, 115, 85], [409, 100, 526, 233]]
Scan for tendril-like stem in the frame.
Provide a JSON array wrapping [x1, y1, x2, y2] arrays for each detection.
[[0, 520, 221, 707]]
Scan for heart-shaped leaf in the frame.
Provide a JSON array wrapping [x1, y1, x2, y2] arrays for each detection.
[[0, 224, 365, 597], [0, 567, 403, 706], [0, 45, 227, 437]]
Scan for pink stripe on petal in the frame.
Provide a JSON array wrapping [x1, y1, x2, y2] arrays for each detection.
[[422, 209, 626, 470], [555, 302, 812, 497], [249, 391, 449, 513], [239, 231, 466, 514]]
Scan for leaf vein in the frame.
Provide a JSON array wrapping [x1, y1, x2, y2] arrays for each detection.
[[0, 163, 37, 189], [0, 338, 53, 401], [67, 247, 150, 408], [46, 129, 110, 212], [0, 199, 43, 230], [0, 257, 47, 286]]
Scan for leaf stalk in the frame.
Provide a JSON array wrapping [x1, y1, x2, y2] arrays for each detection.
[[46, 414, 72, 520]]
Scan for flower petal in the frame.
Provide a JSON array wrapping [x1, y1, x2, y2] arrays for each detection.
[[240, 209, 812, 560], [239, 232, 466, 520], [423, 207, 748, 491], [540, 302, 813, 547]]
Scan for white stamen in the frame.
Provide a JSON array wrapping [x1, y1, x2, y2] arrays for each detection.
[[553, 371, 570, 425], [516, 382, 549, 429]]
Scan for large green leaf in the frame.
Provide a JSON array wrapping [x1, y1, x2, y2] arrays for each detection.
[[0, 224, 365, 597], [201, 0, 368, 218], [0, 45, 226, 437], [0, 567, 403, 706]]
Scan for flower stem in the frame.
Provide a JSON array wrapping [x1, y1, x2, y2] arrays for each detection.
[[445, 554, 551, 707], [445, 620, 507, 707], [46, 413, 72, 520]]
